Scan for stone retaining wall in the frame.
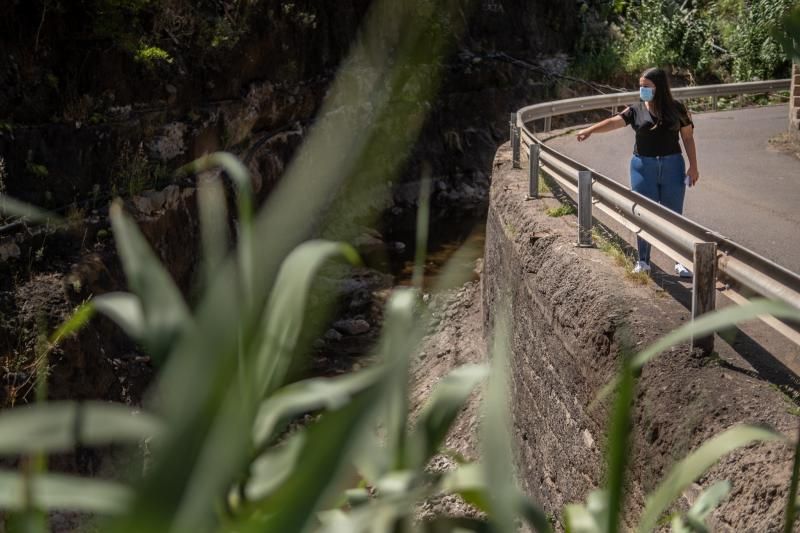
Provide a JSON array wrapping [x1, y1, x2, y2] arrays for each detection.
[[483, 142, 797, 530]]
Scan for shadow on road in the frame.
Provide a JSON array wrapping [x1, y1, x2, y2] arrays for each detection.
[[651, 267, 800, 400]]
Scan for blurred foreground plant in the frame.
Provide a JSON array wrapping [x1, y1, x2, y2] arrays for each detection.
[[2, 0, 800, 531]]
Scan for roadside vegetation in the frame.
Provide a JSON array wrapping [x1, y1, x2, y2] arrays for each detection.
[[572, 0, 799, 83]]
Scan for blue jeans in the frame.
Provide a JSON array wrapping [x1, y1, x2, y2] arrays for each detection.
[[629, 153, 686, 264]]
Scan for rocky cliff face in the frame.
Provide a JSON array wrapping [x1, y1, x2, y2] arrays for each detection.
[[1, 0, 582, 221], [0, 0, 588, 403]]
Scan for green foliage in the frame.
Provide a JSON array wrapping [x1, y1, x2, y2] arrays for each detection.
[[587, 0, 795, 80], [25, 161, 49, 179], [546, 203, 577, 217], [776, 3, 800, 60], [112, 142, 154, 197], [134, 45, 173, 68], [620, 0, 714, 74], [727, 0, 795, 80]]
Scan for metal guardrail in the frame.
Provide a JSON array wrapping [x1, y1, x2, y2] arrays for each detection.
[[510, 79, 800, 350]]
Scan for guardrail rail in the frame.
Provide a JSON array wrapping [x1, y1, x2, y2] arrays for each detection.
[[510, 79, 799, 352]]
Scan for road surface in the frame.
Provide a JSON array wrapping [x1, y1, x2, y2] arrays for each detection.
[[545, 105, 800, 274]]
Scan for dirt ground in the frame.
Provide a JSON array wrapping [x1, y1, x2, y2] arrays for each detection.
[[409, 276, 489, 521]]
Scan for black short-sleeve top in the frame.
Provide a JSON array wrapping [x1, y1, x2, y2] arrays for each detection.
[[619, 102, 693, 157]]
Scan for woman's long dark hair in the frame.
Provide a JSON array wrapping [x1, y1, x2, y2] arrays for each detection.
[[642, 67, 689, 130]]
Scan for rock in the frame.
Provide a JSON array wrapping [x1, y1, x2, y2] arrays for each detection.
[[324, 329, 343, 342], [333, 319, 370, 336], [0, 241, 21, 261]]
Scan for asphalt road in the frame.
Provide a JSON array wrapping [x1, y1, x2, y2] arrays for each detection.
[[546, 105, 800, 274]]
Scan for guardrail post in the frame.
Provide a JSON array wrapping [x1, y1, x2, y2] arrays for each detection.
[[577, 170, 593, 247], [712, 95, 718, 111], [543, 116, 552, 133], [510, 112, 520, 169], [527, 143, 540, 199], [691, 242, 717, 354]]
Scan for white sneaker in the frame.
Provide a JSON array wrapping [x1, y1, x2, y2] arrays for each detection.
[[632, 260, 651, 274], [674, 263, 692, 278]]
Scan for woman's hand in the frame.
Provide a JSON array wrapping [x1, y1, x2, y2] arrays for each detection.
[[687, 166, 699, 186], [576, 129, 591, 142]]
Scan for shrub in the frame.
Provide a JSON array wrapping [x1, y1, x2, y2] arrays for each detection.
[[725, 0, 794, 80], [620, 0, 714, 75]]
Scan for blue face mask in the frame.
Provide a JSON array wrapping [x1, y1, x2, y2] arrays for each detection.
[[639, 86, 655, 102]]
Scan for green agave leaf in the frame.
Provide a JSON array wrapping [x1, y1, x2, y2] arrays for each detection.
[[481, 310, 518, 533], [0, 471, 132, 514], [564, 502, 602, 533], [597, 299, 800, 405], [670, 480, 730, 533], [516, 492, 554, 533], [784, 425, 800, 533], [344, 487, 370, 508], [316, 494, 420, 533], [420, 516, 491, 532], [244, 432, 306, 502], [178, 152, 252, 223], [412, 173, 431, 291], [5, 509, 48, 533], [196, 174, 229, 288], [254, 239, 360, 399], [0, 195, 61, 225], [109, 202, 191, 360], [379, 289, 418, 471], [236, 388, 381, 533], [252, 367, 383, 449], [92, 292, 146, 342], [407, 364, 489, 469], [179, 152, 255, 307], [437, 463, 491, 514], [0, 402, 162, 455], [638, 425, 786, 532], [687, 480, 730, 522], [564, 490, 608, 533], [605, 358, 635, 533]]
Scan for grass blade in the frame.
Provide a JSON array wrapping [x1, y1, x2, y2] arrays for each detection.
[[0, 402, 162, 455], [49, 302, 95, 345], [412, 172, 432, 291], [0, 471, 132, 514], [637, 425, 786, 532], [783, 423, 800, 533], [606, 356, 635, 533]]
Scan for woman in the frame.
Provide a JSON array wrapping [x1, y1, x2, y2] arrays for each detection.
[[576, 67, 699, 277]]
